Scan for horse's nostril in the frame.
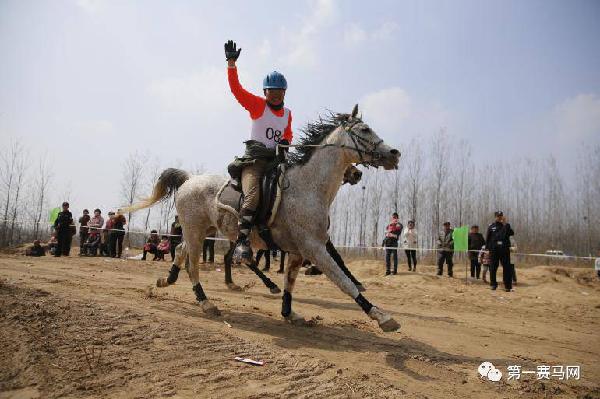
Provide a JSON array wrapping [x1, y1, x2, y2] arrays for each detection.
[[390, 149, 399, 155]]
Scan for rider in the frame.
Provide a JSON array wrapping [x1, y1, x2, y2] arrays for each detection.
[[224, 40, 293, 262]]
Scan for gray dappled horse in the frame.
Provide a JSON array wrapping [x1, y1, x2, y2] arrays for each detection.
[[124, 105, 401, 332], [158, 164, 364, 295]]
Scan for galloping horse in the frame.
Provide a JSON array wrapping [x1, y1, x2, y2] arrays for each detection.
[[124, 105, 401, 331]]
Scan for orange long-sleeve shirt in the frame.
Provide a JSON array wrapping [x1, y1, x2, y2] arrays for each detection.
[[227, 67, 293, 142]]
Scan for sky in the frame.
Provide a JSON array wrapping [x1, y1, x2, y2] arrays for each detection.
[[1, 0, 599, 221]]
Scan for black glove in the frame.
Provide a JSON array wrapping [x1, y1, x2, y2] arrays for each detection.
[[224, 40, 241, 61]]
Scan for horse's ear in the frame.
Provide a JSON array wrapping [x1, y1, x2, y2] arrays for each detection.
[[351, 104, 359, 119]]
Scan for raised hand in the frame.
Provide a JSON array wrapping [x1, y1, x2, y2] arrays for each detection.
[[224, 40, 242, 61]]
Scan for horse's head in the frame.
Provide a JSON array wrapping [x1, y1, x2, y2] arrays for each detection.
[[336, 104, 400, 170], [343, 165, 362, 185]]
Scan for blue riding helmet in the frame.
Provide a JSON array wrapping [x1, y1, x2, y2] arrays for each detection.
[[263, 71, 287, 90]]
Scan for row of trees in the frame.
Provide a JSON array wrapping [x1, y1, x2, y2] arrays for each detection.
[[2, 134, 598, 258], [329, 131, 600, 257]]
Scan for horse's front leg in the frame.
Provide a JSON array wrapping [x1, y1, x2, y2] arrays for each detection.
[[281, 253, 306, 325], [223, 242, 242, 291], [303, 239, 400, 332], [326, 239, 365, 292]]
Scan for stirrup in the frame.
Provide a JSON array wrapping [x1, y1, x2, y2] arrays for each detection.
[[233, 239, 253, 263]]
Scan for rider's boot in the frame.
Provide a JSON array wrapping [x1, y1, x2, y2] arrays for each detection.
[[233, 209, 255, 263]]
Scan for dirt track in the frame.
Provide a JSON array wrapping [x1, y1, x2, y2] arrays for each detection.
[[1, 254, 599, 398]]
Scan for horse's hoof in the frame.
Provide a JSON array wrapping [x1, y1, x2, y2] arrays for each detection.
[[200, 300, 221, 316], [270, 286, 281, 294], [156, 277, 169, 288], [285, 312, 311, 327], [226, 282, 242, 291], [356, 284, 366, 292], [379, 317, 401, 332]]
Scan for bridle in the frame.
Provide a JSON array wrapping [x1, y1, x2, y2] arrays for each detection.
[[277, 119, 385, 167]]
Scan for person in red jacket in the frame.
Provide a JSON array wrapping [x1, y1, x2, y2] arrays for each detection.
[[225, 40, 293, 262]]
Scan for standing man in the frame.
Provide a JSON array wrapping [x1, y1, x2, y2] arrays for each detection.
[[485, 211, 514, 291], [256, 249, 271, 271], [110, 212, 126, 258], [170, 215, 182, 262], [437, 222, 454, 277], [53, 202, 73, 257], [595, 248, 600, 279], [383, 212, 403, 275], [468, 225, 486, 279], [78, 209, 90, 255]]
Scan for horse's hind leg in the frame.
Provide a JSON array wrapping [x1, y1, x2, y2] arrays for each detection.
[[281, 253, 306, 325], [186, 233, 221, 316], [326, 239, 365, 292], [157, 241, 186, 288]]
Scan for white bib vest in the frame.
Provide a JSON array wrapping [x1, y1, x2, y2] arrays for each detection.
[[250, 104, 290, 149]]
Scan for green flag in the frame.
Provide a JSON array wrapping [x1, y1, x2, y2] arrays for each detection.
[[49, 207, 60, 224], [452, 225, 469, 252]]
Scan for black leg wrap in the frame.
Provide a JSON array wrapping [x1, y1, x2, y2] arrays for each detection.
[[281, 290, 292, 318], [355, 293, 373, 314], [248, 261, 277, 289], [166, 265, 180, 285], [326, 239, 362, 286], [193, 282, 207, 302]]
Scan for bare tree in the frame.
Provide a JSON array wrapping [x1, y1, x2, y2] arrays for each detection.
[[120, 152, 147, 245], [29, 154, 53, 239]]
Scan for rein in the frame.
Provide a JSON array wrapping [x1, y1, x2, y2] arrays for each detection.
[[276, 120, 384, 167]]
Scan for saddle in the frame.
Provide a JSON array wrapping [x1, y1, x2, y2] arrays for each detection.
[[217, 163, 286, 250]]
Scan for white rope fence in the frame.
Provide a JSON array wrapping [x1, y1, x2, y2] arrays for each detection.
[[3, 219, 597, 261]]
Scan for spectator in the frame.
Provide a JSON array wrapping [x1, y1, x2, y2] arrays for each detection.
[[510, 236, 518, 285], [88, 209, 104, 237], [82, 231, 101, 256], [468, 225, 486, 279], [595, 248, 600, 279], [53, 201, 73, 257], [402, 220, 418, 272], [109, 212, 126, 258], [256, 249, 271, 271], [203, 233, 215, 263], [382, 212, 403, 275], [485, 211, 514, 292], [78, 209, 90, 255], [26, 240, 46, 257], [48, 234, 59, 256], [142, 230, 160, 261], [170, 215, 183, 262], [437, 221, 454, 277], [155, 235, 171, 261], [478, 245, 492, 283], [101, 212, 114, 257]]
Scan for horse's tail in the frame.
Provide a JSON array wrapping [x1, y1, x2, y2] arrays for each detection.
[[120, 168, 190, 213]]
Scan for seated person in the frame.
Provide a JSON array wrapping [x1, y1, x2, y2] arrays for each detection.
[[142, 230, 160, 260], [83, 232, 101, 256], [155, 235, 171, 261], [47, 234, 59, 256], [26, 240, 46, 257]]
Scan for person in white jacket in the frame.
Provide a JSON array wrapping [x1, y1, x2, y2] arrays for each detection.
[[402, 220, 418, 271]]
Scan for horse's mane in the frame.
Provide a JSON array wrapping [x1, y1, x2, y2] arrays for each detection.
[[287, 111, 357, 166]]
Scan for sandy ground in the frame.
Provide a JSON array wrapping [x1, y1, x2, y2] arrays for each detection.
[[1, 252, 599, 399]]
